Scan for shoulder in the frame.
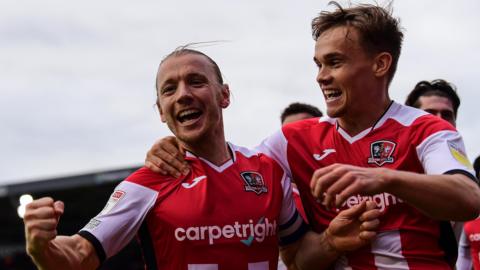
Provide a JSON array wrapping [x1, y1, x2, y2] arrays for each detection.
[[386, 103, 456, 140], [125, 167, 175, 190], [231, 143, 276, 165], [230, 143, 284, 173], [281, 117, 334, 138]]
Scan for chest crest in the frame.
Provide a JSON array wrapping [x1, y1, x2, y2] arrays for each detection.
[[367, 140, 397, 166], [240, 171, 268, 195]]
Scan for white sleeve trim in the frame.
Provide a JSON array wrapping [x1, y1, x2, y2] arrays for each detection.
[[79, 181, 158, 258], [456, 230, 472, 270], [254, 130, 292, 179], [416, 130, 474, 176]]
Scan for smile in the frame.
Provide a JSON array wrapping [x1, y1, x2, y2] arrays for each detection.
[[323, 89, 342, 101], [177, 109, 203, 124]]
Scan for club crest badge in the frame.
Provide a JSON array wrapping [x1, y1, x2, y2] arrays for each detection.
[[240, 171, 268, 195], [367, 140, 396, 166]]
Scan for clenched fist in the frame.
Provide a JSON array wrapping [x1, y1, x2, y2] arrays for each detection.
[[24, 197, 64, 257]]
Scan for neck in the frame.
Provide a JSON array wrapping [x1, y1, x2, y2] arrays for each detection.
[[338, 98, 392, 136], [181, 131, 231, 166]]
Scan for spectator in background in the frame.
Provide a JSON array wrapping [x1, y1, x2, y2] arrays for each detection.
[[281, 102, 323, 125], [405, 79, 460, 127], [457, 155, 480, 270]]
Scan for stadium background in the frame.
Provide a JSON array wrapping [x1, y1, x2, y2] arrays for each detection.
[[0, 166, 144, 269]]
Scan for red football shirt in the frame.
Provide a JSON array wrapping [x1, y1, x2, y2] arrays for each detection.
[[79, 143, 307, 270], [458, 219, 480, 270], [257, 102, 475, 270]]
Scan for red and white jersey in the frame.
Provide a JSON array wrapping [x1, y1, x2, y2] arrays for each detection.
[[292, 185, 308, 224], [79, 143, 307, 270], [257, 102, 476, 270], [457, 219, 480, 270]]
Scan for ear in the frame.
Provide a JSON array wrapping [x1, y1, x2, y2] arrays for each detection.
[[157, 101, 167, 123], [219, 84, 230, 108], [372, 52, 392, 78]]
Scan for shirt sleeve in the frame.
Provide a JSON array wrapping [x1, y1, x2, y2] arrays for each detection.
[[277, 172, 309, 246], [78, 181, 158, 262], [255, 129, 293, 179], [456, 229, 473, 270], [416, 130, 476, 179]]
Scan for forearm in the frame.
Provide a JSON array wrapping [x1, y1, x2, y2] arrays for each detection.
[[384, 170, 480, 220], [29, 235, 99, 270], [294, 231, 341, 270]]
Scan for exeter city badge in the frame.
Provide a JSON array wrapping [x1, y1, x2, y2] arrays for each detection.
[[367, 140, 396, 166], [240, 171, 268, 195]]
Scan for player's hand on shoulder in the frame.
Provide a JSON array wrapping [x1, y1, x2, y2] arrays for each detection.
[[145, 136, 190, 178], [24, 197, 64, 256], [326, 201, 380, 252], [310, 163, 389, 208]]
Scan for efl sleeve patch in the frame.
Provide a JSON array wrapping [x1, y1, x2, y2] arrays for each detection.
[[78, 181, 158, 259], [416, 130, 475, 176], [448, 141, 473, 169]]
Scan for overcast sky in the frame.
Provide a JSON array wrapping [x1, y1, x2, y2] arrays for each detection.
[[1, 0, 479, 185]]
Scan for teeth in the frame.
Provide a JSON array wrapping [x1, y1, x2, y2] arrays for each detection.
[[324, 90, 341, 99], [178, 109, 199, 118]]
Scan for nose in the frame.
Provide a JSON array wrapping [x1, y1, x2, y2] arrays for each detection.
[[176, 82, 194, 105], [316, 66, 332, 87]]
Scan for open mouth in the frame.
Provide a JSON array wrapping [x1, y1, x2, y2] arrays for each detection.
[[177, 109, 203, 124], [323, 89, 342, 101]]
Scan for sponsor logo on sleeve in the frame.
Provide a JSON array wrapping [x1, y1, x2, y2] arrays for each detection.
[[367, 140, 396, 166], [100, 190, 126, 215], [240, 172, 268, 195], [85, 218, 102, 230], [448, 141, 473, 169]]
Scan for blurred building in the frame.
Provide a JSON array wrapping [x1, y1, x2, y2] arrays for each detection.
[[0, 165, 145, 270]]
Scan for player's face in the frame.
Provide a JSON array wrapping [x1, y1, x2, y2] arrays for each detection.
[[282, 112, 316, 125], [314, 26, 378, 119], [156, 53, 230, 144], [418, 95, 456, 127]]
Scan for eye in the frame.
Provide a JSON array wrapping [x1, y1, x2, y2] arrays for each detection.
[[441, 111, 454, 121], [191, 80, 205, 87], [189, 75, 207, 87], [330, 59, 343, 68], [161, 85, 176, 95]]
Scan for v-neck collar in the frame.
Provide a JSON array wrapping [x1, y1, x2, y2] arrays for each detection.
[[185, 142, 235, 173], [334, 101, 396, 144]]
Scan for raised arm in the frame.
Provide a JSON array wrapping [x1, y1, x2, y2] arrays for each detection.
[[24, 197, 99, 270]]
